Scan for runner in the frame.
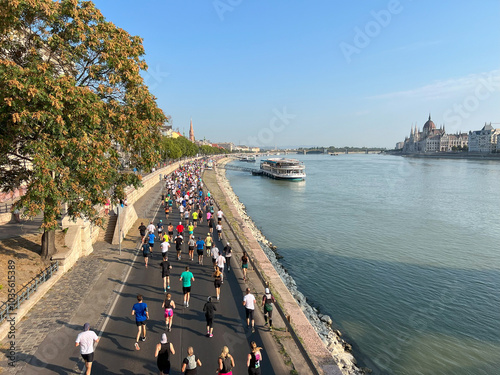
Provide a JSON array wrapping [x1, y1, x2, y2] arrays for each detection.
[[188, 234, 196, 261], [75, 323, 99, 375], [196, 236, 205, 265], [184, 209, 190, 226], [148, 231, 156, 256], [241, 251, 250, 281], [212, 267, 222, 301], [176, 221, 184, 236], [161, 238, 170, 260], [162, 293, 176, 331], [138, 222, 147, 242], [223, 242, 232, 272], [216, 252, 226, 283], [181, 346, 202, 375], [179, 266, 195, 307], [211, 245, 219, 267], [187, 222, 194, 236], [247, 341, 263, 375], [217, 346, 235, 375], [216, 222, 223, 241], [142, 239, 151, 268], [160, 253, 172, 292], [155, 333, 175, 375], [132, 294, 149, 349], [262, 287, 276, 330], [205, 233, 213, 257], [167, 223, 174, 243], [147, 221, 155, 234], [217, 208, 223, 223], [192, 210, 198, 228], [174, 233, 184, 261], [203, 296, 217, 337], [243, 287, 256, 333], [157, 219, 164, 238], [208, 216, 214, 234]]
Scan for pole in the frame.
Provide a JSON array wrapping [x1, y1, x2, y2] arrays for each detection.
[[118, 205, 122, 255]]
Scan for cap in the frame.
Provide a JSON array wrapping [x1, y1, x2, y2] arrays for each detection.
[[207, 296, 212, 302], [227, 242, 230, 246], [160, 219, 162, 222], [83, 323, 90, 331], [161, 333, 167, 344], [265, 288, 270, 294]]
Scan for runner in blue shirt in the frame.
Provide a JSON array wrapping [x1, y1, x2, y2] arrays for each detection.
[[196, 237, 205, 265], [132, 294, 149, 350]]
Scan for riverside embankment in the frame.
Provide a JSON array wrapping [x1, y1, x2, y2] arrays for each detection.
[[208, 157, 365, 375]]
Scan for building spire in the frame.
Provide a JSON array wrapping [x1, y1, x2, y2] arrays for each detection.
[[189, 118, 195, 142]]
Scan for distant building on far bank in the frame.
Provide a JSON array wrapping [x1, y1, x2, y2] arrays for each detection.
[[395, 141, 404, 150], [468, 123, 500, 153], [217, 142, 235, 152], [402, 115, 468, 153]]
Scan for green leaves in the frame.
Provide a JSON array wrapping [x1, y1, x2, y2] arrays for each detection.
[[0, 0, 165, 231]]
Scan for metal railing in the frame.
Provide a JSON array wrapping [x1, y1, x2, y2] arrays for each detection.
[[0, 202, 14, 214], [0, 261, 59, 323]]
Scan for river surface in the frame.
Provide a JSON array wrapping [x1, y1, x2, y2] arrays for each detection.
[[225, 154, 500, 375]]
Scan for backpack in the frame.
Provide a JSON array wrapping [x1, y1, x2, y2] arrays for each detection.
[[186, 354, 197, 370], [221, 356, 232, 373]]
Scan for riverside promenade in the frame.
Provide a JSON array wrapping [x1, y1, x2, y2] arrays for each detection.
[[0, 167, 300, 374]]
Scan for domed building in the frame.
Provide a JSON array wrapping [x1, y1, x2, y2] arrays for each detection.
[[402, 115, 468, 153]]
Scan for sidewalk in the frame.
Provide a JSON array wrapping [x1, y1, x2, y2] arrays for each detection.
[[0, 181, 165, 374]]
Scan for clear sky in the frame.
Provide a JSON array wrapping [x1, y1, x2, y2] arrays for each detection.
[[92, 0, 500, 148]]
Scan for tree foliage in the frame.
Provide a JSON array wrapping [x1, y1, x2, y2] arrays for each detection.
[[0, 0, 166, 256]]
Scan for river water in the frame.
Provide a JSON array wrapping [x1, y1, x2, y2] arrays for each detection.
[[225, 154, 500, 375]]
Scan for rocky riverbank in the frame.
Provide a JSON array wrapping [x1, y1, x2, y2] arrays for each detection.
[[215, 159, 367, 375]]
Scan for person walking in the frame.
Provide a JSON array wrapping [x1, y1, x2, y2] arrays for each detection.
[[155, 333, 175, 375], [179, 266, 195, 307], [162, 293, 176, 331], [243, 288, 256, 333], [223, 243, 232, 272], [132, 294, 149, 350], [160, 254, 172, 291], [217, 346, 235, 375], [262, 287, 276, 330], [241, 251, 250, 281], [181, 346, 202, 375], [212, 267, 223, 301], [246, 341, 263, 375], [203, 296, 217, 337], [75, 323, 99, 375]]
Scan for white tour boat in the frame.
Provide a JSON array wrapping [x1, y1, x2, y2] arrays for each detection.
[[259, 158, 306, 181]]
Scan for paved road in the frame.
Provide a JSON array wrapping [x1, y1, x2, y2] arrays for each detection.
[[92, 198, 275, 374], [3, 179, 284, 374]]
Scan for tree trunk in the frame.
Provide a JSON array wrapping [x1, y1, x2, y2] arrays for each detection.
[[41, 229, 56, 260]]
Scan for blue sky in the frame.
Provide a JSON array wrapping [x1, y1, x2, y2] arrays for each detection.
[[92, 0, 500, 148]]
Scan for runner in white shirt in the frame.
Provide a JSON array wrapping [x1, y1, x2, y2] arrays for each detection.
[[217, 209, 223, 223], [242, 288, 256, 333], [211, 246, 219, 267], [160, 240, 170, 257], [216, 254, 226, 282], [146, 221, 155, 234]]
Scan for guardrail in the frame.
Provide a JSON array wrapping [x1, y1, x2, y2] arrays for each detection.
[[0, 202, 14, 214], [206, 180, 321, 375], [0, 261, 59, 323]]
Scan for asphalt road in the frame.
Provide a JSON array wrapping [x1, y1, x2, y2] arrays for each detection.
[[91, 200, 276, 374]]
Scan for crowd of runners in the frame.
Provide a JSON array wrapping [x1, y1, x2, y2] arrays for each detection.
[[90, 160, 275, 375]]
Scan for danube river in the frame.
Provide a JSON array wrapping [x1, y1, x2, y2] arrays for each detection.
[[226, 154, 500, 375]]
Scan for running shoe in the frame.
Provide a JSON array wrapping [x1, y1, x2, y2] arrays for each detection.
[[167, 285, 170, 289], [140, 337, 146, 342], [251, 327, 255, 333], [135, 342, 140, 350], [209, 333, 213, 338]]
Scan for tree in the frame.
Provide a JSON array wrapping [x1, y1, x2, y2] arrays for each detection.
[[0, 0, 166, 259]]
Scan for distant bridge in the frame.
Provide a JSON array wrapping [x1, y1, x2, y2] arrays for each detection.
[[219, 164, 262, 175]]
